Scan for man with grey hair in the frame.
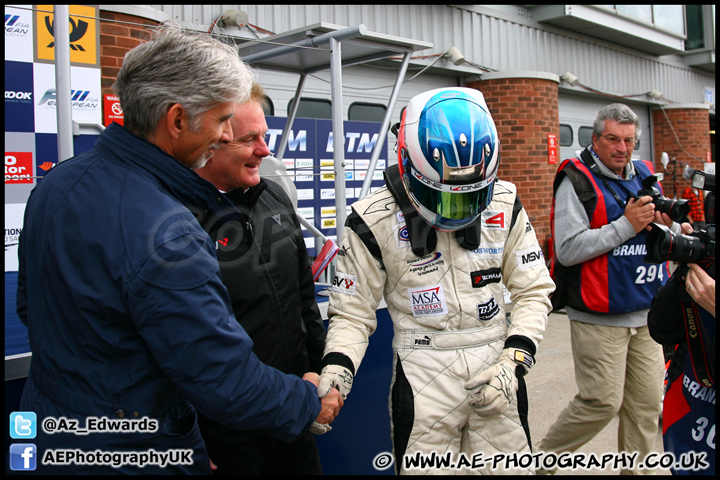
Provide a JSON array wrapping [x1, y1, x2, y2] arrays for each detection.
[[15, 23, 338, 475], [193, 83, 333, 475], [537, 103, 678, 474]]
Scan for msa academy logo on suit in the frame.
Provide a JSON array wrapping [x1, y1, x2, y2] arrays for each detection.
[[408, 284, 448, 317]]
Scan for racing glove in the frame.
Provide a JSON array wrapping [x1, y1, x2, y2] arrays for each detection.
[[317, 364, 354, 400], [464, 347, 533, 417], [309, 422, 332, 435]]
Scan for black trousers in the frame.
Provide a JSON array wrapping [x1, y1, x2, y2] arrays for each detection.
[[204, 430, 323, 476]]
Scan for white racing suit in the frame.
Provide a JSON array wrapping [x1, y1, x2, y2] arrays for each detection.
[[324, 175, 554, 475]]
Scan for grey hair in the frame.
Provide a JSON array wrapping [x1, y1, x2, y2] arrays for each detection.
[[113, 22, 255, 138], [593, 103, 641, 139]]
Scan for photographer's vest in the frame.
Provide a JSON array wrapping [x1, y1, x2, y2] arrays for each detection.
[[662, 307, 715, 474], [553, 154, 670, 314]]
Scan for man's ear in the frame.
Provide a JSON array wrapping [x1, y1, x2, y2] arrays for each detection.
[[165, 103, 186, 139]]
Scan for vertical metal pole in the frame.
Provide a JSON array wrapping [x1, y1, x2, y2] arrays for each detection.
[[330, 37, 346, 243], [358, 51, 412, 199], [276, 73, 307, 162], [54, 5, 74, 162], [648, 106, 657, 175]]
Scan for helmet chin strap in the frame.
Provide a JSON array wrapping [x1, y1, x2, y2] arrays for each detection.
[[385, 164, 437, 257], [455, 219, 482, 250], [384, 165, 483, 256]]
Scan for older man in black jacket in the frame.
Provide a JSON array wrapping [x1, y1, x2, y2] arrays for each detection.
[[193, 83, 338, 475]]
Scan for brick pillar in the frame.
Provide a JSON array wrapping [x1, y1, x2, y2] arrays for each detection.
[[652, 104, 712, 200], [467, 72, 560, 256], [98, 11, 158, 98]]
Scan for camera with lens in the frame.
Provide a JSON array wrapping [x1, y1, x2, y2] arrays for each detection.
[[630, 174, 690, 223], [644, 170, 715, 279]]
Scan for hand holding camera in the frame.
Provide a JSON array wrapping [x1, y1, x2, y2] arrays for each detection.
[[685, 263, 716, 318], [644, 170, 715, 290], [628, 174, 691, 224], [625, 195, 659, 233]]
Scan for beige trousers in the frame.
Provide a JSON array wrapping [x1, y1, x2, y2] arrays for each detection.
[[537, 320, 664, 475]]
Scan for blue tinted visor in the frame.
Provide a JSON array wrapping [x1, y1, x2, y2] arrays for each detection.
[[405, 167, 494, 232]]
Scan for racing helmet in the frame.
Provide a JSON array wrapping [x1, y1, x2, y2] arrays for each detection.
[[397, 87, 500, 231]]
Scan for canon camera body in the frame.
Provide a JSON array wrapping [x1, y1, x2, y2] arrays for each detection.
[[631, 174, 690, 223], [644, 170, 715, 279]]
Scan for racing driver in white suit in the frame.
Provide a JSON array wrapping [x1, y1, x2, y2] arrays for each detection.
[[318, 87, 555, 475]]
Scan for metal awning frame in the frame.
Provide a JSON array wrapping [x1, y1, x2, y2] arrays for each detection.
[[237, 23, 431, 247]]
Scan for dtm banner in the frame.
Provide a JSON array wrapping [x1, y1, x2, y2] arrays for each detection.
[[265, 116, 388, 256]]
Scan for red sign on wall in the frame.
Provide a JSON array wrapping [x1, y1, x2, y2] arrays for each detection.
[[5, 152, 34, 184], [104, 94, 124, 126], [548, 133, 558, 165]]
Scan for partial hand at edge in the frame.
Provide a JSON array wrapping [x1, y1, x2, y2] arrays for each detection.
[[686, 263, 716, 318], [302, 371, 320, 387]]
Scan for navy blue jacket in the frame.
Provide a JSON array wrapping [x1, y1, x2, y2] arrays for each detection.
[[15, 123, 321, 474]]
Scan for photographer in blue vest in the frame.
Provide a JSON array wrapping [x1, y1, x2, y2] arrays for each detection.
[[647, 166, 715, 474], [538, 103, 681, 474], [648, 223, 715, 476]]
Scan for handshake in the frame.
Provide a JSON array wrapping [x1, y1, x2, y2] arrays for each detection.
[[302, 370, 347, 434]]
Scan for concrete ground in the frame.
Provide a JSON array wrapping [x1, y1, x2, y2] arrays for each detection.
[[526, 311, 670, 475]]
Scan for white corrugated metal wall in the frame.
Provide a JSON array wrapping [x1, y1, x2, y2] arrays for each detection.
[[128, 3, 715, 170], [145, 4, 714, 106]]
